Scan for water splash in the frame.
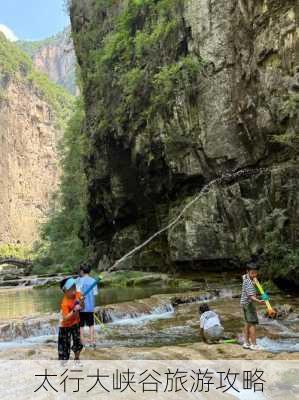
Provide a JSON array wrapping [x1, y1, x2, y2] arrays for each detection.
[[108, 305, 174, 326], [109, 168, 268, 272], [258, 337, 299, 353], [260, 316, 299, 340], [1, 320, 58, 342]]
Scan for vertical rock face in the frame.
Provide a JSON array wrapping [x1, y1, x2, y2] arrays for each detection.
[[184, 0, 298, 170], [70, 0, 298, 271], [0, 79, 60, 245], [18, 29, 77, 95], [0, 34, 73, 246]]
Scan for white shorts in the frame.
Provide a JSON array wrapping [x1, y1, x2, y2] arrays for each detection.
[[204, 325, 224, 340]]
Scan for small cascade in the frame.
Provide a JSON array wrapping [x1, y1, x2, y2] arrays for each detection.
[[96, 288, 235, 325], [0, 316, 59, 341], [0, 283, 297, 354], [260, 315, 299, 341], [97, 301, 174, 324]]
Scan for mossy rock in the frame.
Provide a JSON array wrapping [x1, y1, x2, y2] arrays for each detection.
[[99, 270, 168, 287]]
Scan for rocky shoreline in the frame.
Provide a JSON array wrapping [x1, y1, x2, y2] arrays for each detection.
[[0, 265, 65, 289], [1, 340, 298, 361], [0, 268, 194, 290]]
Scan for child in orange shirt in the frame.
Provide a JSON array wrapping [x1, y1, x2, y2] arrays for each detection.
[[58, 277, 84, 361]]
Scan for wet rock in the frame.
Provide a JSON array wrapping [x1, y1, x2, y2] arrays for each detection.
[[171, 290, 221, 307], [2, 275, 23, 281], [95, 297, 174, 324], [1, 341, 298, 361], [32, 276, 62, 288], [100, 270, 169, 288], [168, 166, 299, 263], [0, 323, 11, 340], [0, 280, 19, 287], [0, 274, 63, 289], [0, 315, 59, 341], [264, 304, 299, 320]]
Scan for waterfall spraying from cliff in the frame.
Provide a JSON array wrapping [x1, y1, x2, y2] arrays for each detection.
[[109, 167, 269, 271]]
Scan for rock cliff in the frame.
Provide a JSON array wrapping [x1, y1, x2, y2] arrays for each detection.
[[70, 1, 298, 282], [0, 33, 73, 246], [18, 28, 77, 95]]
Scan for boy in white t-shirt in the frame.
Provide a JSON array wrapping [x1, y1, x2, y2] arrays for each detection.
[[76, 264, 99, 348], [199, 303, 224, 343]]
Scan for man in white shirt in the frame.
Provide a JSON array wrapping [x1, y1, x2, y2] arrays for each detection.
[[199, 303, 224, 343], [76, 263, 99, 348]]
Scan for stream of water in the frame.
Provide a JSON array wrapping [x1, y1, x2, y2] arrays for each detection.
[[0, 284, 180, 320], [0, 273, 298, 354]]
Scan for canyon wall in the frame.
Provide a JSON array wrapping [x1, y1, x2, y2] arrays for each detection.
[[0, 34, 73, 246], [70, 0, 298, 279], [18, 28, 77, 95]]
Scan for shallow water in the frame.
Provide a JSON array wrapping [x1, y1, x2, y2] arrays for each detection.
[[0, 271, 240, 320], [0, 283, 180, 320], [258, 337, 299, 353], [0, 273, 298, 354]]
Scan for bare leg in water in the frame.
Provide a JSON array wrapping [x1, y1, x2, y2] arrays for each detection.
[[89, 325, 95, 346], [244, 323, 250, 344]]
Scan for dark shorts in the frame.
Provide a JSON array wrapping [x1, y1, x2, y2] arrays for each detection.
[[243, 302, 259, 325], [79, 312, 94, 327], [58, 323, 83, 360]]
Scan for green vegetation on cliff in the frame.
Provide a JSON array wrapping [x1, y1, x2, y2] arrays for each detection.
[[0, 244, 32, 260], [31, 0, 204, 273], [33, 99, 88, 272], [0, 33, 32, 75], [17, 27, 72, 58], [263, 210, 299, 290], [41, 0, 298, 289], [17, 28, 77, 95], [73, 0, 203, 140], [270, 93, 299, 153], [65, 0, 204, 269], [0, 32, 74, 127], [17, 36, 58, 58]]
